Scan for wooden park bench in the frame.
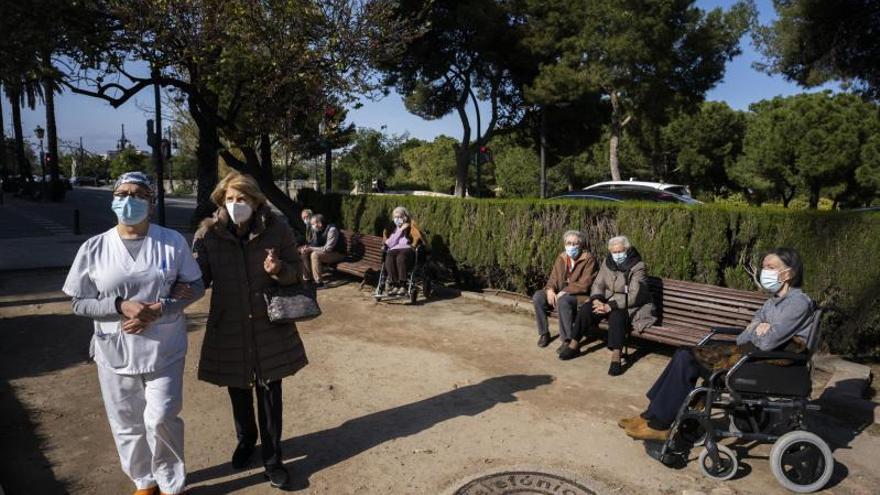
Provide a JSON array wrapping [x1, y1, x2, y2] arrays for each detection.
[[636, 277, 765, 346], [331, 229, 385, 284], [527, 276, 766, 347]]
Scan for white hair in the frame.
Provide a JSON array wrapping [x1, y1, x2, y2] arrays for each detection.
[[608, 235, 631, 249], [392, 206, 410, 220], [563, 230, 586, 247]]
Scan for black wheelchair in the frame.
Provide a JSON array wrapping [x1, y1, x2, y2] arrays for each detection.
[[372, 243, 434, 304], [649, 307, 834, 493]]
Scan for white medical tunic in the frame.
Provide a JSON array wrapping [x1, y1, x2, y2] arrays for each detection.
[[63, 224, 202, 375]]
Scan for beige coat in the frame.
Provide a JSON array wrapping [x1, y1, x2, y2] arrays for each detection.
[[590, 249, 657, 332], [193, 206, 308, 388]]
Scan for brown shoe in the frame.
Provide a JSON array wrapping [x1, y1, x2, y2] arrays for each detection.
[[624, 421, 669, 441], [133, 488, 159, 495], [617, 415, 646, 430]]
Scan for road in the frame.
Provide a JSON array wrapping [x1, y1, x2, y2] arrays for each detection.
[[0, 187, 198, 240]]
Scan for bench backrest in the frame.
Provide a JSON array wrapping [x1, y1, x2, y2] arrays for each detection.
[[340, 229, 384, 266], [646, 277, 766, 333]]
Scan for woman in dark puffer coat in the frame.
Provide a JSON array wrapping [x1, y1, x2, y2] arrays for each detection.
[[193, 172, 307, 489]]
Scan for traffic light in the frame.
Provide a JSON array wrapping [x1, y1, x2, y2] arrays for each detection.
[[478, 146, 491, 164]]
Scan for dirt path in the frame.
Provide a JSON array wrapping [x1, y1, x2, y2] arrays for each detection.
[[1, 272, 878, 494]]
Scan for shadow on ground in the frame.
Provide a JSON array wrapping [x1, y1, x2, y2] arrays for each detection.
[[0, 313, 93, 494], [187, 374, 554, 493]]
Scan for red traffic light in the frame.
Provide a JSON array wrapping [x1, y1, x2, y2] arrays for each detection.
[[479, 146, 488, 153]]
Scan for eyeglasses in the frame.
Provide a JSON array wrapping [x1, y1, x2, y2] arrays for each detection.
[[114, 192, 152, 201]]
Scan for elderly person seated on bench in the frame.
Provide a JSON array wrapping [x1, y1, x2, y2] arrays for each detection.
[[533, 230, 597, 356], [298, 208, 314, 246], [298, 213, 344, 289], [381, 206, 424, 296], [620, 247, 814, 441], [577, 235, 656, 373]]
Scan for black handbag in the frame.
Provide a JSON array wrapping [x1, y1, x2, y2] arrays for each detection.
[[263, 283, 321, 323]]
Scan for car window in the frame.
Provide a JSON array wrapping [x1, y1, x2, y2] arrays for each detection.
[[664, 186, 689, 196]]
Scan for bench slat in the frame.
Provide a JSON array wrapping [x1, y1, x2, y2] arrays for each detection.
[[650, 279, 766, 303]]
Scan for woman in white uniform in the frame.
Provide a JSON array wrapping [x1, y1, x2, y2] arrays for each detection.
[[63, 171, 204, 495]]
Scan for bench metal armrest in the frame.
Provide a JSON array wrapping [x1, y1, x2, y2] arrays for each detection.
[[697, 326, 744, 346]]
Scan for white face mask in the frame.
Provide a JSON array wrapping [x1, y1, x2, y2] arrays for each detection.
[[226, 201, 253, 224]]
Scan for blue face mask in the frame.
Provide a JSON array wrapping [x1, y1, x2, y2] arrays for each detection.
[[612, 252, 627, 265], [112, 196, 150, 225], [760, 269, 784, 293], [394, 217, 404, 227], [565, 246, 580, 259]]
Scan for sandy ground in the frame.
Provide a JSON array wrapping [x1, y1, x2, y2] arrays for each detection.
[[1, 270, 878, 495]]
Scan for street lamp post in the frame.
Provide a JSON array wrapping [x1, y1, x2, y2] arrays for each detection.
[[34, 125, 45, 180]]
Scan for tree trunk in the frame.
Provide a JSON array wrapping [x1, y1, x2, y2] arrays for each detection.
[[189, 96, 220, 227], [43, 76, 64, 201], [9, 86, 32, 190], [781, 186, 795, 208], [324, 147, 332, 193], [454, 144, 470, 197], [808, 185, 820, 209], [608, 91, 623, 182]]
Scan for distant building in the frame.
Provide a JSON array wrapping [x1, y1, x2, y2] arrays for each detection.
[[103, 124, 147, 160]]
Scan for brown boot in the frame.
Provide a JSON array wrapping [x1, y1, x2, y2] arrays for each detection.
[[133, 487, 159, 495], [624, 421, 669, 441], [617, 415, 646, 430]]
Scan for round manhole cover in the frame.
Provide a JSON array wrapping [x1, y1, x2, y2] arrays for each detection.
[[454, 471, 597, 495]]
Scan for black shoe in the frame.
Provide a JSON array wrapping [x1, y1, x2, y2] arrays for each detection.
[[556, 341, 568, 354], [559, 346, 578, 360], [231, 442, 255, 469], [315, 282, 326, 290], [608, 361, 623, 376], [264, 465, 290, 488], [537, 334, 550, 348]]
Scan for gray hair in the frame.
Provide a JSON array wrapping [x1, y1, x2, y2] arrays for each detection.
[[301, 208, 313, 217], [563, 230, 587, 247], [311, 213, 325, 225], [392, 206, 410, 220], [608, 235, 631, 249]]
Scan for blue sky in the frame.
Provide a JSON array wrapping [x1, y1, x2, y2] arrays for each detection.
[[2, 0, 838, 156]]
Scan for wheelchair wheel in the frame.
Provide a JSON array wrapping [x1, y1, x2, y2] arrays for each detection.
[[770, 431, 833, 493], [698, 444, 738, 481]]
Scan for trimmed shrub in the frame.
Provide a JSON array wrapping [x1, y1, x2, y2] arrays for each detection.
[[299, 190, 880, 358]]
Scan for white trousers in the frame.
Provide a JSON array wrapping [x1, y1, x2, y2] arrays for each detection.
[[97, 359, 186, 494]]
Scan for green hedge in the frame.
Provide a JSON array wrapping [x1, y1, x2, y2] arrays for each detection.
[[299, 190, 880, 358]]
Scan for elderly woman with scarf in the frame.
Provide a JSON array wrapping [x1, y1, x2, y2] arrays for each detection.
[[574, 235, 656, 374]]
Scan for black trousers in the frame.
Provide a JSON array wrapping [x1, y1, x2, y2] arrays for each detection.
[[577, 305, 629, 350], [227, 381, 283, 469], [385, 247, 414, 284], [532, 289, 579, 340], [644, 348, 709, 429]]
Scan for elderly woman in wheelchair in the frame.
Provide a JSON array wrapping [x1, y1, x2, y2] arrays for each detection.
[[619, 247, 833, 492], [374, 206, 432, 303]]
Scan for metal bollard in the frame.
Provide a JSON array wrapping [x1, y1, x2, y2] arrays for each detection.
[[74, 208, 81, 235]]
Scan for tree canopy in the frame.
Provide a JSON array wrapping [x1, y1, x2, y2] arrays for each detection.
[[524, 0, 753, 181], [756, 0, 880, 100]]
